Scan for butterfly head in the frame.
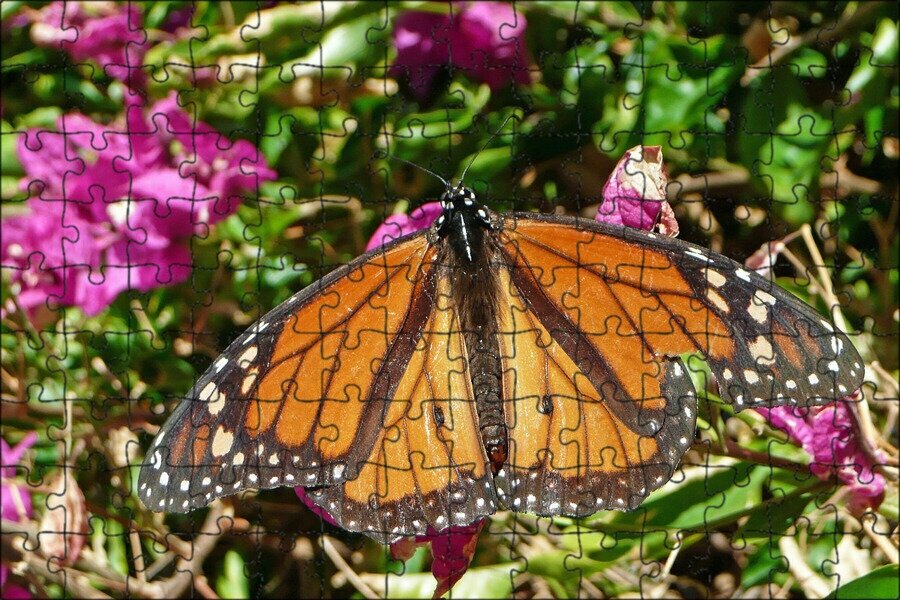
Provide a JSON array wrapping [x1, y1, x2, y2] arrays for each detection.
[[434, 183, 493, 241], [439, 182, 477, 210]]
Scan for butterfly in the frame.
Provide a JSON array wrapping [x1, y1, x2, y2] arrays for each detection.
[[138, 182, 863, 544]]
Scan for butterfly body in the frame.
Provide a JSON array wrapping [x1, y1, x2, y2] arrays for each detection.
[[434, 185, 508, 474], [140, 187, 863, 543]]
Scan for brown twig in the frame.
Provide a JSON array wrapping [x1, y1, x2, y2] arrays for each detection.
[[2, 518, 110, 599], [153, 503, 233, 598], [740, 2, 884, 87], [321, 535, 380, 600]]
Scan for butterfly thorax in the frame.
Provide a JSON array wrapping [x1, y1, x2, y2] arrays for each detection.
[[434, 184, 508, 474]]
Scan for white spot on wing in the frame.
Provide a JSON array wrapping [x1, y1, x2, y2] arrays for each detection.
[[706, 269, 727, 288], [200, 381, 226, 416], [238, 345, 258, 367], [749, 335, 776, 366], [212, 426, 234, 457], [707, 289, 730, 313]]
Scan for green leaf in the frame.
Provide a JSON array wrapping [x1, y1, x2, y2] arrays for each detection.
[[791, 48, 829, 78], [104, 517, 129, 576], [756, 103, 832, 217], [381, 564, 515, 599], [735, 486, 815, 543], [742, 540, 789, 589], [830, 565, 899, 599], [619, 461, 765, 530], [216, 550, 250, 599]]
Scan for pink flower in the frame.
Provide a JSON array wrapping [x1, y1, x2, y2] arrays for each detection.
[[365, 202, 444, 251], [3, 93, 277, 318], [294, 488, 339, 528], [297, 486, 483, 599], [391, 521, 486, 599], [392, 2, 530, 100], [2, 433, 37, 597], [29, 2, 147, 87], [757, 401, 886, 514], [596, 145, 678, 236]]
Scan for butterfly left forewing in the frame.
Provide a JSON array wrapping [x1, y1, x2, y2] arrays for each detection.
[[139, 233, 435, 512]]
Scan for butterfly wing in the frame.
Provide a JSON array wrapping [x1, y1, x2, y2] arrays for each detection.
[[306, 272, 497, 542], [492, 213, 863, 514], [139, 230, 496, 541]]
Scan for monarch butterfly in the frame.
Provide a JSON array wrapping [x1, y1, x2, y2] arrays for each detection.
[[138, 181, 863, 544]]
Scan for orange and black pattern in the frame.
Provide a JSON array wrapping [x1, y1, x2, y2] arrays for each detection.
[[139, 202, 863, 544]]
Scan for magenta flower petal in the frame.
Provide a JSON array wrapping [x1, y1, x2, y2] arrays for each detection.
[[1, 583, 33, 599], [294, 488, 340, 528], [1, 204, 104, 315], [418, 521, 485, 599], [391, 2, 530, 100], [758, 402, 886, 513], [1, 433, 38, 560], [6, 92, 276, 318], [130, 170, 217, 244], [1, 432, 38, 476], [366, 202, 443, 251], [391, 11, 454, 98], [597, 145, 675, 234], [30, 2, 146, 86], [451, 2, 530, 90]]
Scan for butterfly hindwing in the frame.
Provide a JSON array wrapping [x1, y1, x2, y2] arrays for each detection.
[[306, 271, 497, 542]]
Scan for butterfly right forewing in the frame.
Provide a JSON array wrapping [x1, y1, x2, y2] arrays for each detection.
[[490, 213, 863, 515]]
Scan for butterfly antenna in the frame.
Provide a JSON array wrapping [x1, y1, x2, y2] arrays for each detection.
[[459, 113, 518, 185], [379, 151, 450, 188]]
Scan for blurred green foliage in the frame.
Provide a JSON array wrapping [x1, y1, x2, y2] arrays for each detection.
[[1, 2, 897, 598]]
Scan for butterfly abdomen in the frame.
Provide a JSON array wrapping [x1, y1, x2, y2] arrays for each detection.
[[440, 205, 508, 473]]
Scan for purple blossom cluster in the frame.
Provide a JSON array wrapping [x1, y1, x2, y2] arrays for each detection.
[[1, 433, 37, 599], [29, 2, 147, 86], [758, 401, 886, 513], [391, 2, 530, 99], [2, 2, 277, 319], [2, 93, 276, 317]]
